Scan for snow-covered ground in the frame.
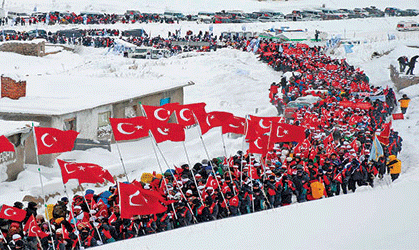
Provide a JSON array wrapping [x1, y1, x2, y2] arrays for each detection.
[[1, 0, 419, 249]]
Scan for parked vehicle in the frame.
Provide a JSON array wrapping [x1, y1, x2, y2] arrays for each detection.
[[396, 21, 419, 31], [284, 95, 321, 120]]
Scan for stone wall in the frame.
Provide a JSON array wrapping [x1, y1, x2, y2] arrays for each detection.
[[390, 64, 419, 91], [1, 76, 26, 99], [0, 40, 45, 57]]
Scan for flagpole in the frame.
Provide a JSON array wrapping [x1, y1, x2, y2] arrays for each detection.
[[150, 134, 198, 224], [240, 115, 250, 188], [81, 195, 104, 244], [37, 168, 56, 250], [182, 141, 204, 205], [148, 132, 178, 221], [31, 125, 40, 166], [172, 106, 204, 205], [220, 130, 236, 196], [2, 234, 13, 250], [191, 113, 230, 214], [243, 115, 255, 212], [62, 185, 82, 249], [111, 132, 130, 183]]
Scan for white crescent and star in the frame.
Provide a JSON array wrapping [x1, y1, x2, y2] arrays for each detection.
[[4, 208, 17, 217], [157, 127, 169, 136], [63, 163, 76, 174], [259, 119, 270, 129], [229, 124, 239, 128], [276, 126, 288, 138], [154, 108, 170, 121], [179, 109, 190, 121], [206, 115, 215, 127], [129, 190, 147, 206], [117, 123, 136, 135], [254, 138, 263, 149], [40, 133, 57, 148]]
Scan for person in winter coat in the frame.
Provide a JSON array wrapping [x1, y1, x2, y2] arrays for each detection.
[[398, 94, 411, 115], [387, 155, 401, 181], [406, 55, 418, 75], [397, 56, 408, 73], [23, 202, 38, 224]]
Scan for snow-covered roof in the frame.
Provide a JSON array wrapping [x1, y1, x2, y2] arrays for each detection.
[[0, 75, 192, 116], [0, 120, 36, 136]]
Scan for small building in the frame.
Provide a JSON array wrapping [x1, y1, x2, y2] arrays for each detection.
[[0, 74, 193, 167], [0, 120, 35, 181]]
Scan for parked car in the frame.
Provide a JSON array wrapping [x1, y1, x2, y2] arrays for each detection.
[[397, 21, 419, 31], [284, 95, 321, 120]]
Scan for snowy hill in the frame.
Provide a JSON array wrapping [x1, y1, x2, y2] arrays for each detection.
[[1, 0, 419, 249]]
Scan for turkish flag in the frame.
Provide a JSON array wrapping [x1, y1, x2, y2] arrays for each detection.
[[377, 120, 391, 146], [149, 122, 185, 143], [323, 132, 334, 147], [34, 127, 78, 155], [205, 175, 219, 190], [245, 115, 280, 141], [109, 116, 150, 141], [248, 134, 269, 155], [57, 159, 115, 185], [118, 182, 168, 219], [108, 212, 117, 224], [142, 103, 178, 123], [194, 111, 229, 135], [350, 139, 359, 152], [0, 135, 15, 153], [173, 102, 207, 127], [0, 204, 26, 221], [269, 123, 306, 147], [62, 224, 70, 240], [222, 116, 246, 135], [24, 215, 49, 238]]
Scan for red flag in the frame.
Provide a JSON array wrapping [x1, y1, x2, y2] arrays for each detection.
[[392, 113, 404, 120], [333, 172, 343, 184], [62, 224, 70, 240], [108, 212, 117, 224], [326, 144, 336, 157], [248, 134, 269, 155], [269, 123, 306, 146], [323, 132, 334, 147], [377, 120, 392, 146], [245, 116, 274, 141], [34, 127, 79, 155], [118, 182, 168, 218], [149, 122, 185, 143], [0, 204, 26, 221], [350, 139, 359, 152], [222, 116, 246, 135], [109, 116, 150, 141], [24, 215, 49, 238], [0, 135, 15, 153], [173, 102, 207, 127], [205, 175, 219, 190], [142, 103, 178, 123], [57, 159, 115, 185], [194, 111, 229, 135]]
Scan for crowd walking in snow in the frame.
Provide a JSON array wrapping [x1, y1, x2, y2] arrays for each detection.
[[0, 36, 407, 250]]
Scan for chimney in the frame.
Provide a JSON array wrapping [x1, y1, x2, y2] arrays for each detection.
[[1, 76, 26, 100]]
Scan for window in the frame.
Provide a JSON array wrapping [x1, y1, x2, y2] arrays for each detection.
[[98, 111, 111, 127], [64, 118, 77, 131], [160, 97, 171, 106], [125, 105, 138, 118]]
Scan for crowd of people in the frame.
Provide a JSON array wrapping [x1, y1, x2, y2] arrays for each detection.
[[0, 38, 406, 249]]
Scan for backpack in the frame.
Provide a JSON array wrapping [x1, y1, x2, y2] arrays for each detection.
[[52, 202, 67, 219], [310, 181, 325, 199]]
